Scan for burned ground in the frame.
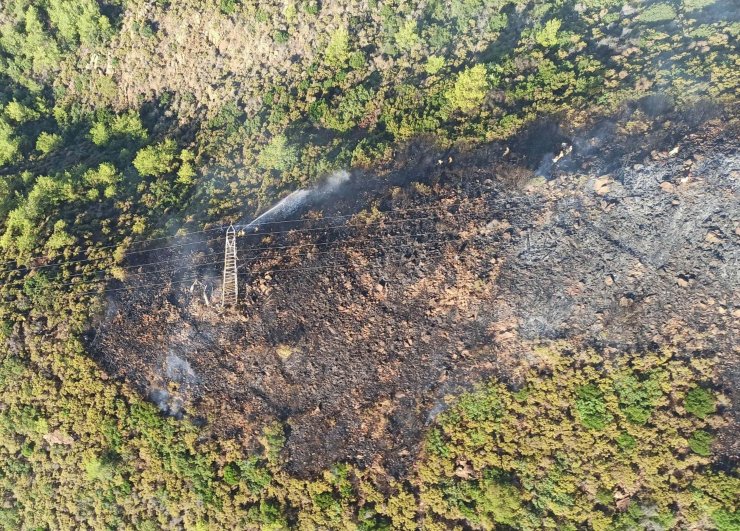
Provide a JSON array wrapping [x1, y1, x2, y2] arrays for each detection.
[[91, 108, 739, 477]]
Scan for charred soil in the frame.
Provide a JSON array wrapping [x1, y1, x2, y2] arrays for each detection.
[[91, 107, 739, 478]]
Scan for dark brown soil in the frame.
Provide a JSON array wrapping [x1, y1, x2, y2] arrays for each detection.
[[90, 107, 739, 477]]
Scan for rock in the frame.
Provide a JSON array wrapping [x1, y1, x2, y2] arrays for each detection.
[[44, 430, 74, 446], [621, 4, 638, 16], [454, 461, 474, 479], [604, 274, 614, 286], [704, 231, 722, 244], [660, 181, 675, 192], [594, 175, 611, 195]]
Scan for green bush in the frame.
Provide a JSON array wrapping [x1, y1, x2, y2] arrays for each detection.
[[616, 432, 636, 450], [220, 0, 238, 15], [325, 27, 350, 67], [425, 56, 445, 75], [712, 508, 740, 531], [223, 463, 240, 486]]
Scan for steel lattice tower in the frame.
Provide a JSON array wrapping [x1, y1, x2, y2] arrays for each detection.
[[222, 225, 238, 306]]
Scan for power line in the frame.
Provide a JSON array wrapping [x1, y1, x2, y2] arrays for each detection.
[[237, 230, 461, 270], [3, 259, 225, 292], [0, 249, 224, 288], [22, 233, 469, 296], [72, 241, 465, 299], [0, 196, 518, 282], [0, 235, 226, 277], [0, 183, 521, 277], [0, 212, 441, 285]]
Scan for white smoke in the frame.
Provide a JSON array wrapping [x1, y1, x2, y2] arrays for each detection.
[[165, 353, 198, 384]]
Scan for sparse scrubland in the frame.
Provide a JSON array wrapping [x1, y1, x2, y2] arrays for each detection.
[[0, 0, 738, 529]]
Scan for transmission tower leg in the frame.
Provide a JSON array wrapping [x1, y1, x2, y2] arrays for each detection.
[[222, 225, 238, 306]]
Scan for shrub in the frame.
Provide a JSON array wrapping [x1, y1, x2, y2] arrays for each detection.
[[220, 0, 238, 15], [712, 508, 740, 531], [223, 463, 240, 486], [395, 20, 419, 51], [348, 51, 365, 70], [616, 432, 636, 450]]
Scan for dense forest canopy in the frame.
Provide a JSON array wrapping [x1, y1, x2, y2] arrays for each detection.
[[0, 0, 738, 529]]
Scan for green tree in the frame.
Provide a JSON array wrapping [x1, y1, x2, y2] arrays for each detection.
[[639, 3, 677, 23], [0, 119, 20, 165], [133, 140, 177, 177], [425, 56, 445, 75], [447, 64, 488, 112], [89, 121, 110, 145], [325, 27, 350, 68], [4, 100, 40, 123], [257, 135, 297, 171], [395, 20, 419, 51], [535, 19, 562, 47], [36, 132, 62, 154], [46, 0, 113, 46], [45, 219, 75, 252]]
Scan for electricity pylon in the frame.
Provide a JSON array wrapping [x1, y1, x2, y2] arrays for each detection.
[[222, 225, 238, 306]]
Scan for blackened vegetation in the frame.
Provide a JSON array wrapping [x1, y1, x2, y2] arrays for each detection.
[[92, 108, 739, 477]]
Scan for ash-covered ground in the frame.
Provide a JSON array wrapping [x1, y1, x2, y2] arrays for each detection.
[[91, 103, 739, 477]]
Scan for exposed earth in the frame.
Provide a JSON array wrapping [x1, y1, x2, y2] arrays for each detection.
[[91, 103, 739, 478]]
